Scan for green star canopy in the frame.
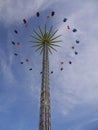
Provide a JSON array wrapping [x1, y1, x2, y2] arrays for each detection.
[[30, 24, 62, 54]]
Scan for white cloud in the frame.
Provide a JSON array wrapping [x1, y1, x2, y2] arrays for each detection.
[[0, 0, 59, 24], [0, 48, 16, 84], [48, 0, 98, 116]]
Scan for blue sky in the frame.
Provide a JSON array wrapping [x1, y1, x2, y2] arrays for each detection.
[[0, 0, 98, 130]]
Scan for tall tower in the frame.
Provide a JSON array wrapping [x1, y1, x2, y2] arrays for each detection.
[[39, 41, 51, 130], [31, 25, 61, 130]]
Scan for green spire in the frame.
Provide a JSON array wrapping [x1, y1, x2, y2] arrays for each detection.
[[30, 24, 62, 54]]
